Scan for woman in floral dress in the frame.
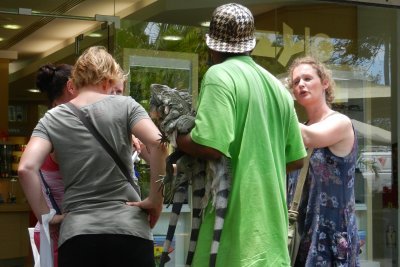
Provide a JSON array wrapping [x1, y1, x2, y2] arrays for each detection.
[[287, 56, 360, 267]]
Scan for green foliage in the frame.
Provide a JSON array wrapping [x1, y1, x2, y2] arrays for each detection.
[[136, 163, 150, 199], [115, 21, 208, 101], [129, 66, 190, 110]]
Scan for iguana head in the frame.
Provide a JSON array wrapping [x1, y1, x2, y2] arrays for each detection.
[[149, 83, 196, 145], [149, 84, 192, 118]]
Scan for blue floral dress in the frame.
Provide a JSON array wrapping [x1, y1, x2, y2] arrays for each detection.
[[287, 133, 360, 267]]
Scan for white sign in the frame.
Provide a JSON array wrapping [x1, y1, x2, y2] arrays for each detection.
[[252, 23, 333, 66]]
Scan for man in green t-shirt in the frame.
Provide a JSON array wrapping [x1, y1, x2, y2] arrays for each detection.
[[176, 3, 306, 266]]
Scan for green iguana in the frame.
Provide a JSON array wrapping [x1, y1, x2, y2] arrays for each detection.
[[149, 83, 231, 267]]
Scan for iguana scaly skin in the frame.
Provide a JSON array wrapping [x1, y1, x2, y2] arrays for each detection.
[[149, 84, 195, 147], [149, 84, 231, 267]]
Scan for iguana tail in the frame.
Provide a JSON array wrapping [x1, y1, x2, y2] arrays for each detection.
[[159, 182, 188, 266], [209, 157, 231, 267], [185, 161, 206, 266]]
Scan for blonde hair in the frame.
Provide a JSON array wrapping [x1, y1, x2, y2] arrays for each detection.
[[72, 46, 125, 89], [288, 56, 335, 105]]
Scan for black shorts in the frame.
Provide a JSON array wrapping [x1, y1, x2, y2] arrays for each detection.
[[58, 234, 155, 267]]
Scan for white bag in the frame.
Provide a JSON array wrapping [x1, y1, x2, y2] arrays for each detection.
[[40, 209, 56, 267]]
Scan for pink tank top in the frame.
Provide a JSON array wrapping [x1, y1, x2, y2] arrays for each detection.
[[34, 155, 64, 233]]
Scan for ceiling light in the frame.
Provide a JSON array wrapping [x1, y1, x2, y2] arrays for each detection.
[[162, 35, 182, 41], [3, 24, 21, 30], [88, 33, 102, 38], [27, 89, 40, 93], [200, 21, 210, 27], [0, 38, 3, 42]]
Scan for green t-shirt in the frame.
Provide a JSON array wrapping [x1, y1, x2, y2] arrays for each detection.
[[190, 56, 306, 266]]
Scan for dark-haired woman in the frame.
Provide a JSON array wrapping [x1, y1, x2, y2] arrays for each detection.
[[33, 63, 77, 267]]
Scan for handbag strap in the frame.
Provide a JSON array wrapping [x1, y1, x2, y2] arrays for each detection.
[[65, 102, 135, 188], [39, 169, 62, 215], [289, 148, 314, 212]]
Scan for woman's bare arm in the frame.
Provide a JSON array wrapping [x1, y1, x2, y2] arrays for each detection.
[[18, 137, 52, 223]]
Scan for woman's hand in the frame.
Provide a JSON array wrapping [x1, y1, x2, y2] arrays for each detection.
[[132, 135, 142, 154], [49, 213, 65, 225], [126, 198, 163, 228]]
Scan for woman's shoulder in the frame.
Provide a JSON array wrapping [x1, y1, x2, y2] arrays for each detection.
[[108, 95, 138, 105], [79, 95, 138, 110], [326, 112, 355, 157], [39, 104, 69, 122], [327, 111, 352, 126], [329, 111, 348, 119]]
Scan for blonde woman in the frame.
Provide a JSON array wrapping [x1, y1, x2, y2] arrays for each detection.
[[18, 46, 167, 267]]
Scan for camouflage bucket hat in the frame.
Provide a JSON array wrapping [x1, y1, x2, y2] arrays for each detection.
[[206, 3, 256, 53]]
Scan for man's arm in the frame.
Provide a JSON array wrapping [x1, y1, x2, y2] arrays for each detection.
[[176, 133, 222, 161], [286, 158, 304, 173], [177, 132, 305, 172]]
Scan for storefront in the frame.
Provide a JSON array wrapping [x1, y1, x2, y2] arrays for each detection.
[[113, 2, 399, 264], [1, 0, 399, 266]]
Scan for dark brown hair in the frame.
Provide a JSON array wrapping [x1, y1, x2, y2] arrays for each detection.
[[36, 63, 73, 104]]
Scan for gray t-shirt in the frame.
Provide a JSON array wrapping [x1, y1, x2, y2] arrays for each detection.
[[33, 95, 152, 246]]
